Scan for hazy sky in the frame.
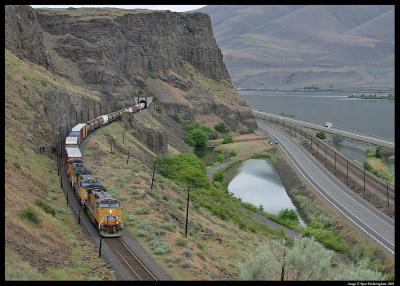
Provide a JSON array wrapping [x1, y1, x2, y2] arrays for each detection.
[[31, 5, 206, 12]]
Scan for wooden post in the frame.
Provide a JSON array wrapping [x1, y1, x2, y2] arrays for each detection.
[[185, 186, 190, 238], [387, 183, 389, 208], [78, 210, 81, 225], [151, 160, 156, 190], [99, 236, 102, 257], [126, 146, 130, 165], [363, 168, 366, 193], [280, 252, 286, 281], [75, 111, 78, 125], [334, 152, 336, 174]]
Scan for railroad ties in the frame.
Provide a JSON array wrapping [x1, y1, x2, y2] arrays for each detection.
[[105, 238, 157, 281]]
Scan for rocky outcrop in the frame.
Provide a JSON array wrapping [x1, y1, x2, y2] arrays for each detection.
[[35, 8, 230, 86], [6, 5, 257, 131], [5, 5, 52, 69]]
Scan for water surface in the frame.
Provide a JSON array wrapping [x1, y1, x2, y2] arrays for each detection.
[[228, 159, 305, 225]]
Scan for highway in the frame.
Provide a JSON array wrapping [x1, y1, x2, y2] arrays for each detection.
[[257, 122, 395, 254], [253, 110, 394, 149]]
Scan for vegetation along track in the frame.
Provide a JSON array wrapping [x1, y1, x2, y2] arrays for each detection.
[[104, 238, 157, 281]]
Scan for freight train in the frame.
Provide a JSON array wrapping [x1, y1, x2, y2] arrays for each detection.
[[64, 102, 147, 237]]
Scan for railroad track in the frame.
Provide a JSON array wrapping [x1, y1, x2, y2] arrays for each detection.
[[104, 238, 157, 281]]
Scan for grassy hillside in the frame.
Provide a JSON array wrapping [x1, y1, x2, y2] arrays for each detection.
[[5, 49, 114, 280]]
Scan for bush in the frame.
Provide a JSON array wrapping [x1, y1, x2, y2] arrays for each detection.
[[169, 113, 183, 124], [176, 238, 187, 247], [228, 150, 237, 158], [13, 162, 21, 169], [164, 256, 178, 264], [215, 153, 225, 163], [197, 252, 206, 261], [181, 259, 193, 268], [212, 169, 224, 183], [20, 208, 41, 225], [185, 128, 209, 149], [34, 199, 56, 217], [222, 134, 233, 144], [149, 239, 172, 255], [316, 131, 326, 140], [208, 130, 219, 140], [135, 207, 150, 215], [214, 122, 229, 133], [278, 208, 299, 224], [182, 249, 193, 258]]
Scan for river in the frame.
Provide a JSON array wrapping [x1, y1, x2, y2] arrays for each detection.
[[227, 159, 306, 226], [240, 91, 395, 141]]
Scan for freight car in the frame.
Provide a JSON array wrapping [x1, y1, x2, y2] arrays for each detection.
[[63, 101, 147, 237]]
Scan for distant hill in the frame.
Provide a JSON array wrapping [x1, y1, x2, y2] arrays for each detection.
[[196, 5, 394, 90]]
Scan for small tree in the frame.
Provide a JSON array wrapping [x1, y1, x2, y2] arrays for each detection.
[[215, 122, 229, 133], [316, 131, 326, 140], [185, 128, 208, 149], [223, 134, 233, 144], [278, 209, 299, 224]]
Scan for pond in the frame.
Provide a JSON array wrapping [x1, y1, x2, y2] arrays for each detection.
[[227, 159, 305, 226]]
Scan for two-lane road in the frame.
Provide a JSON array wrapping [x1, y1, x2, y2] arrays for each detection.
[[258, 122, 394, 254]]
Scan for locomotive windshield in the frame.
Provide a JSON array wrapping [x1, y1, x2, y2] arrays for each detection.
[[99, 200, 120, 208], [69, 131, 80, 137]]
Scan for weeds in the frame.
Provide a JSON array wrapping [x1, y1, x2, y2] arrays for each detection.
[[149, 239, 172, 255], [34, 199, 56, 217], [20, 208, 41, 225]]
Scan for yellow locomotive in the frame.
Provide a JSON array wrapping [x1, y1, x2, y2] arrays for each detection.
[[86, 187, 123, 237]]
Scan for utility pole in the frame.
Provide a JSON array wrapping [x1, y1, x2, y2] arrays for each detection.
[[99, 236, 102, 257], [387, 183, 389, 208], [81, 110, 83, 123], [334, 152, 337, 174], [126, 146, 130, 165], [75, 111, 78, 125], [346, 159, 349, 185], [363, 167, 366, 193], [185, 185, 190, 238], [78, 210, 81, 225], [151, 160, 156, 190], [280, 251, 286, 281]]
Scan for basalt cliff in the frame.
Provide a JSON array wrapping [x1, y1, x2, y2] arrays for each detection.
[[6, 5, 256, 131]]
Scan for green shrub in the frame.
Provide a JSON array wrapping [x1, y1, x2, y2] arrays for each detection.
[[278, 208, 299, 224], [164, 256, 178, 264], [13, 162, 21, 169], [149, 239, 172, 255], [316, 131, 326, 140], [176, 238, 187, 247], [160, 223, 176, 232], [212, 169, 224, 183], [34, 199, 56, 217], [215, 153, 225, 163], [20, 208, 41, 225], [135, 207, 150, 215], [185, 128, 208, 148], [228, 150, 237, 158], [169, 113, 183, 124], [181, 259, 193, 268], [222, 134, 233, 144], [215, 122, 229, 133]]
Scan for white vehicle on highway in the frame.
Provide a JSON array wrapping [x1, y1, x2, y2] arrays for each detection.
[[324, 122, 333, 128]]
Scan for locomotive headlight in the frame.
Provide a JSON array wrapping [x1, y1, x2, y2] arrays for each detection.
[[109, 209, 112, 214]]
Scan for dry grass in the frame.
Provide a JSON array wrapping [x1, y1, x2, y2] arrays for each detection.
[[5, 50, 115, 280], [83, 121, 272, 280]]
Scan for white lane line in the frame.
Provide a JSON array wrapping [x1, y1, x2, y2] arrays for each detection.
[[263, 123, 394, 231], [260, 124, 394, 252]]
